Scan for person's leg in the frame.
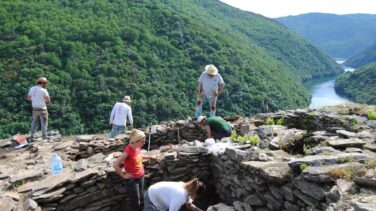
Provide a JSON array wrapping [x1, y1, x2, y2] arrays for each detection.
[[143, 190, 158, 211], [40, 110, 48, 139], [138, 176, 145, 209], [195, 95, 205, 118], [30, 110, 39, 138], [119, 126, 125, 134], [108, 125, 117, 138], [124, 179, 141, 210], [209, 96, 218, 117]]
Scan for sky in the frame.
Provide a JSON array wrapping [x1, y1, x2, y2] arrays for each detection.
[[220, 0, 376, 18]]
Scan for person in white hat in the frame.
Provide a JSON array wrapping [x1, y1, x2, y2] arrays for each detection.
[[27, 76, 50, 139], [195, 64, 225, 118], [109, 95, 133, 138]]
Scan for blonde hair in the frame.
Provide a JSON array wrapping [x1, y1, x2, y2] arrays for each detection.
[[129, 129, 145, 144], [183, 178, 206, 200]]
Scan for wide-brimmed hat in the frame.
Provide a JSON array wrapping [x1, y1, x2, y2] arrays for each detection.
[[122, 96, 132, 103], [197, 115, 206, 123], [205, 64, 218, 75], [38, 77, 48, 83]]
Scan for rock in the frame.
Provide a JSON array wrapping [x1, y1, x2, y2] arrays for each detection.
[[337, 179, 357, 195], [346, 147, 363, 153], [207, 203, 235, 211], [76, 135, 95, 142], [292, 176, 331, 200], [257, 126, 274, 138], [355, 131, 375, 140], [87, 153, 104, 164], [244, 194, 265, 206], [32, 171, 73, 194], [366, 120, 376, 129], [24, 198, 39, 211], [241, 161, 292, 183], [301, 162, 364, 183], [0, 197, 15, 211], [327, 138, 366, 148], [74, 159, 88, 172], [351, 195, 376, 211], [225, 148, 258, 162], [364, 143, 376, 152], [3, 192, 20, 201], [280, 184, 295, 202], [284, 201, 300, 211], [0, 139, 11, 148], [310, 146, 339, 155], [312, 131, 337, 136], [10, 170, 43, 185], [336, 130, 356, 138], [71, 169, 98, 183], [270, 128, 307, 149], [177, 145, 208, 154], [288, 153, 371, 171], [354, 169, 376, 188]]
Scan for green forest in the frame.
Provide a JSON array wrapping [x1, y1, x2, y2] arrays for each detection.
[[278, 13, 376, 58], [345, 43, 376, 68], [335, 63, 376, 105], [0, 0, 342, 138]]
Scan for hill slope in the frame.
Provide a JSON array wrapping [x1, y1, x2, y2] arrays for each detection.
[[278, 13, 376, 58], [345, 43, 376, 68], [335, 63, 376, 104], [0, 0, 341, 138]]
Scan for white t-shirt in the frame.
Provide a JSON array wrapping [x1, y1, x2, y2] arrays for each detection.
[[109, 102, 133, 126], [148, 181, 192, 211], [28, 85, 49, 109], [198, 71, 224, 98]]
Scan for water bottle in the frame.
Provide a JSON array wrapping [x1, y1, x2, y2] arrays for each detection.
[[50, 153, 63, 175]]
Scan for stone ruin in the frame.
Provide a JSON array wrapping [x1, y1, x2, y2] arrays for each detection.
[[0, 104, 376, 211]]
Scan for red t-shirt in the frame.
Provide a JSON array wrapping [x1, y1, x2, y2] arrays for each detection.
[[123, 145, 144, 179]]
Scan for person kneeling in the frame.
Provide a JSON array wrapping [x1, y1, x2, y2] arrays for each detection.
[[197, 116, 232, 141], [143, 178, 205, 211]]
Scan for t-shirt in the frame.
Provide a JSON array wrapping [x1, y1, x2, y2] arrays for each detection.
[[206, 116, 231, 133], [123, 145, 144, 179], [198, 71, 224, 98], [27, 85, 49, 109], [148, 181, 192, 211], [109, 102, 133, 126]]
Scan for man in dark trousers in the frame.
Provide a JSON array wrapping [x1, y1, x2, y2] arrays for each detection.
[[197, 115, 232, 141]]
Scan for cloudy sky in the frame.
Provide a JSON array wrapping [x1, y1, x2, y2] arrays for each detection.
[[220, 0, 376, 18]]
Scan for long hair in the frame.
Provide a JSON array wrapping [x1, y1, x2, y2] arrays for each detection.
[[183, 178, 206, 200]]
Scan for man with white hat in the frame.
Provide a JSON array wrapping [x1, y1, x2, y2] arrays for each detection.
[[27, 76, 51, 139], [109, 96, 133, 138], [195, 64, 225, 118]]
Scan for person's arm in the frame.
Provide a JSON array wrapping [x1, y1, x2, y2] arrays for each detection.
[[27, 95, 32, 102], [113, 152, 133, 179], [217, 83, 225, 95], [197, 82, 202, 96], [44, 90, 51, 104], [206, 126, 212, 138], [27, 87, 33, 102], [185, 203, 203, 211], [109, 105, 116, 125], [128, 107, 133, 129], [141, 154, 158, 160]]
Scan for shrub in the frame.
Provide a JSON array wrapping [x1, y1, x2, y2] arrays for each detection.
[[276, 118, 284, 125], [300, 163, 310, 171], [266, 117, 274, 125], [368, 110, 376, 120]]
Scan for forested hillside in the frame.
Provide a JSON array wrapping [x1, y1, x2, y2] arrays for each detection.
[[345, 43, 376, 68], [335, 63, 376, 104], [278, 13, 376, 58], [0, 0, 341, 138]]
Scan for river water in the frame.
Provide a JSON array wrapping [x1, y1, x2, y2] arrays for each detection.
[[305, 59, 355, 109]]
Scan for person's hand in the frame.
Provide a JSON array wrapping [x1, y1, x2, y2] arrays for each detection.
[[122, 172, 133, 179], [109, 123, 113, 127], [149, 155, 158, 160], [214, 90, 220, 96]]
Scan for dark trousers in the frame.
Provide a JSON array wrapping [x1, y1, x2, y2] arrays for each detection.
[[213, 127, 232, 140], [123, 176, 144, 211]]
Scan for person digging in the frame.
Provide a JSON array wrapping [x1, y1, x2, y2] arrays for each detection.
[[197, 115, 232, 141]]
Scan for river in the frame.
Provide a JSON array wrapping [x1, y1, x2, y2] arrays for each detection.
[[305, 59, 355, 109]]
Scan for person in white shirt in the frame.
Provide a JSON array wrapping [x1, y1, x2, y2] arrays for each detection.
[[109, 95, 133, 138], [27, 77, 51, 139], [195, 64, 225, 118], [143, 178, 205, 211]]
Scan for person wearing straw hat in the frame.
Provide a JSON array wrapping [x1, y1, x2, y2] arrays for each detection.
[[195, 64, 225, 118], [197, 115, 232, 141], [109, 95, 133, 138], [113, 129, 157, 211], [27, 76, 51, 140]]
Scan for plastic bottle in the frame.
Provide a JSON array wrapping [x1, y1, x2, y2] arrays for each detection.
[[50, 153, 63, 175]]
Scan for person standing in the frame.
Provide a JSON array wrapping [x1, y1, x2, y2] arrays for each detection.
[[195, 64, 225, 118], [197, 115, 232, 141], [113, 129, 157, 211], [143, 178, 205, 211], [27, 77, 50, 139], [109, 96, 133, 138]]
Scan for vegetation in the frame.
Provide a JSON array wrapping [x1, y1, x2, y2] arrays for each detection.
[[368, 110, 376, 120], [0, 0, 341, 138], [278, 13, 376, 58], [230, 130, 260, 145], [266, 118, 275, 125], [276, 118, 284, 125], [299, 163, 310, 171], [335, 63, 376, 105], [345, 43, 376, 68]]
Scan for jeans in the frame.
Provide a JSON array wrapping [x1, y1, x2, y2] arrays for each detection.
[[212, 127, 232, 140], [31, 109, 48, 138], [108, 124, 125, 138], [143, 190, 159, 211], [123, 176, 144, 211], [195, 95, 217, 118]]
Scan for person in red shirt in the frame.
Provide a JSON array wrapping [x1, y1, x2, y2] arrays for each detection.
[[113, 129, 156, 210]]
